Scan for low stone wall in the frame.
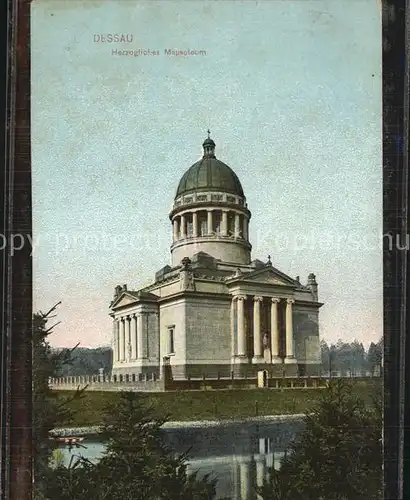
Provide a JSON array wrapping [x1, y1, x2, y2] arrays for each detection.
[[49, 374, 378, 392], [167, 376, 330, 391], [50, 372, 159, 386], [50, 374, 164, 392]]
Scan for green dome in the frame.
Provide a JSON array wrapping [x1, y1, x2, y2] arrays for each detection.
[[176, 158, 244, 198], [175, 135, 244, 199]]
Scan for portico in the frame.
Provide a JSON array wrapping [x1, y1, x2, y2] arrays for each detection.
[[110, 289, 160, 376], [113, 313, 149, 363], [228, 290, 298, 377]]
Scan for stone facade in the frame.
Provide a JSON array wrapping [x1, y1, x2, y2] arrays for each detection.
[[110, 134, 323, 381]]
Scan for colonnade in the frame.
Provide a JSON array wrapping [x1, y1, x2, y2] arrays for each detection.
[[231, 295, 296, 362], [113, 313, 149, 362], [172, 209, 249, 242]]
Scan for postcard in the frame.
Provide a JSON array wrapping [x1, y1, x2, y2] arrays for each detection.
[[30, 1, 383, 499]]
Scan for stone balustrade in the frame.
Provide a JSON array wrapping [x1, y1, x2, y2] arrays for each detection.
[[49, 372, 159, 385], [48, 372, 163, 392], [48, 372, 378, 393]]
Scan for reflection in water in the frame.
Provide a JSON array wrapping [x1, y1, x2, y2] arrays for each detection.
[[60, 420, 302, 500]]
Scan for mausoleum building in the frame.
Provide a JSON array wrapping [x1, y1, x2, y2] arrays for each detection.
[[110, 134, 323, 379]]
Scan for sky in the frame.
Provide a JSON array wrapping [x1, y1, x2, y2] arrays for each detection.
[[31, 0, 382, 349]]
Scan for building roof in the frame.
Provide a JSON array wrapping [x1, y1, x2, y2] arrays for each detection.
[[110, 289, 159, 309], [128, 290, 159, 301], [175, 134, 245, 199]]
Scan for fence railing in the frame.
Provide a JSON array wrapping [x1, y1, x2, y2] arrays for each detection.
[[49, 372, 381, 391], [49, 372, 158, 386]]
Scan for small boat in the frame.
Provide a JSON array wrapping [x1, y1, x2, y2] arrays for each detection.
[[51, 436, 85, 445]]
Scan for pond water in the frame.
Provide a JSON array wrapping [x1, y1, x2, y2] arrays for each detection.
[[60, 420, 303, 500]]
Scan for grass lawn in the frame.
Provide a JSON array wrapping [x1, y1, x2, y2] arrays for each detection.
[[56, 379, 381, 427]]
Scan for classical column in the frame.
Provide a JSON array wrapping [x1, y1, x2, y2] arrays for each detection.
[[180, 214, 186, 239], [113, 320, 119, 361], [254, 454, 266, 499], [271, 298, 281, 363], [192, 211, 198, 237], [231, 296, 236, 358], [145, 313, 150, 358], [173, 218, 179, 241], [137, 313, 144, 359], [130, 315, 137, 359], [111, 321, 115, 362], [237, 295, 247, 357], [221, 210, 228, 236], [125, 316, 131, 360], [243, 217, 248, 241], [252, 296, 264, 363], [207, 210, 213, 234], [139, 312, 150, 359], [117, 320, 121, 361], [234, 213, 240, 237], [153, 312, 160, 362], [119, 318, 125, 361], [285, 298, 296, 362]]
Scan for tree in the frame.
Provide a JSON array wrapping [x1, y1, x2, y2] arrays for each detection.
[[34, 306, 220, 499], [33, 303, 85, 499], [321, 340, 380, 377], [55, 346, 113, 376], [367, 341, 382, 376], [350, 340, 366, 376], [46, 391, 219, 500], [259, 379, 382, 500], [320, 340, 330, 374]]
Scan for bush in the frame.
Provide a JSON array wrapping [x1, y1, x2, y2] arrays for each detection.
[[259, 379, 382, 500]]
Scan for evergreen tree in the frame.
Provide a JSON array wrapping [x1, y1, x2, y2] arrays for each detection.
[[350, 340, 366, 376], [33, 303, 85, 499], [367, 341, 382, 375], [47, 391, 219, 500], [35, 306, 220, 499], [320, 340, 330, 374], [259, 379, 382, 500]]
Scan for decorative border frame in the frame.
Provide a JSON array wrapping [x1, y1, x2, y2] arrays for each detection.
[[1, 0, 32, 498], [382, 1, 408, 498], [0, 0, 408, 498]]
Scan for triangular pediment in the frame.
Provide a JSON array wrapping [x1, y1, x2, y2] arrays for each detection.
[[110, 290, 159, 309], [111, 292, 139, 309], [245, 273, 292, 286], [227, 265, 298, 287]]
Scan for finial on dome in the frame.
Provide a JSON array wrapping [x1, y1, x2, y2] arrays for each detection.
[[267, 255, 272, 266], [202, 131, 216, 158]]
